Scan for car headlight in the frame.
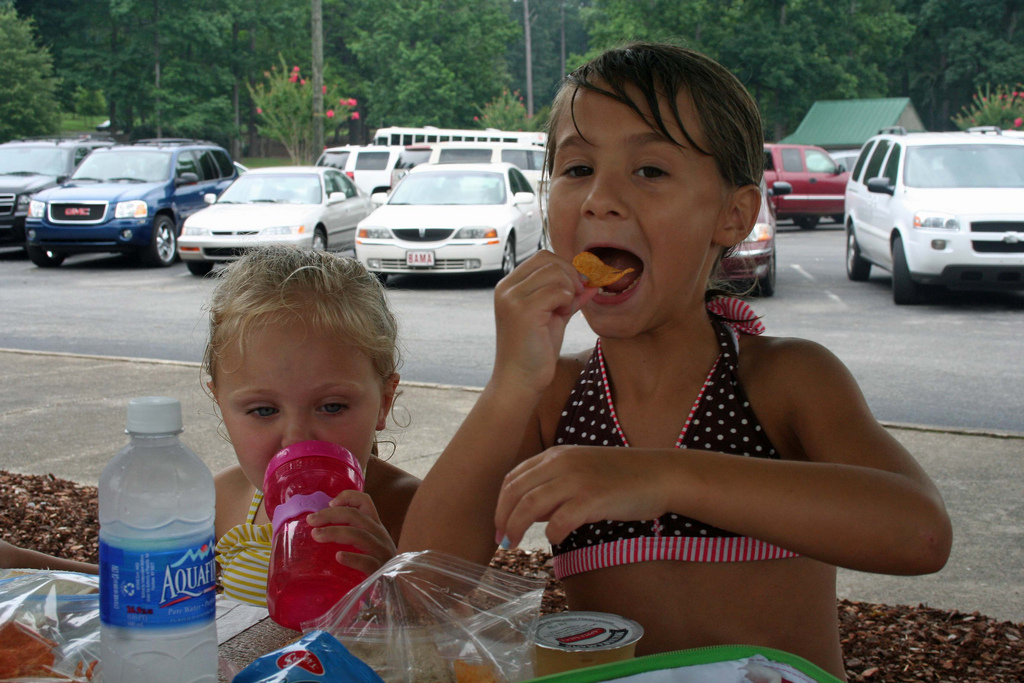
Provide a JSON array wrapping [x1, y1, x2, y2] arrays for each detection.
[[28, 200, 45, 218], [744, 221, 773, 243], [358, 227, 393, 239], [454, 227, 498, 239], [16, 195, 31, 212], [182, 225, 210, 237], [913, 211, 959, 231], [260, 225, 305, 236], [115, 200, 148, 218]]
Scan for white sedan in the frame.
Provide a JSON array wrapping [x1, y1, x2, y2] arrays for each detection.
[[355, 162, 543, 283], [178, 166, 373, 276]]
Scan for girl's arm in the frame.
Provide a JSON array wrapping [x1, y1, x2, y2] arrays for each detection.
[[495, 339, 952, 576], [399, 252, 594, 563], [0, 539, 97, 574], [399, 381, 546, 564]]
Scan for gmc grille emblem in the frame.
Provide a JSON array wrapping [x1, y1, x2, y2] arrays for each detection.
[[64, 208, 91, 216]]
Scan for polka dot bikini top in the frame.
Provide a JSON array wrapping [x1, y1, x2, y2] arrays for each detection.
[[550, 297, 800, 580]]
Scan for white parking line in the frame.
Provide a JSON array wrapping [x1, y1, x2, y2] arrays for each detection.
[[790, 264, 815, 281], [824, 290, 847, 308]]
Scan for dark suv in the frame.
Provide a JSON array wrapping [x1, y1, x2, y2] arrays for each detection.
[[25, 139, 237, 267], [0, 136, 115, 249]]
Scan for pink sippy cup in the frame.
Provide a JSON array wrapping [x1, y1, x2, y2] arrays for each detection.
[[262, 440, 368, 631]]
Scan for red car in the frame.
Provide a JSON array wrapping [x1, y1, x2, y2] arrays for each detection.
[[763, 143, 847, 229], [720, 179, 790, 297]]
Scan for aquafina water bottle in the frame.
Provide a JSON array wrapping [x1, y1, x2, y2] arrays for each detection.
[[99, 396, 217, 682]]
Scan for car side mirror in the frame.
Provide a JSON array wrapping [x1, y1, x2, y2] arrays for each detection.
[[513, 191, 535, 205], [328, 191, 347, 203], [203, 193, 217, 204], [769, 181, 792, 197], [866, 177, 895, 195], [176, 172, 199, 186], [371, 192, 389, 206]]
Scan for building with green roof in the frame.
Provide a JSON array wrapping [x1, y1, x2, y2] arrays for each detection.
[[779, 98, 926, 150]]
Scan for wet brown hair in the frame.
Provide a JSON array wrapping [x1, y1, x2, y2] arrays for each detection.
[[545, 40, 764, 190]]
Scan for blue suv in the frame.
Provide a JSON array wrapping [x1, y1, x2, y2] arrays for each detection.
[[25, 139, 237, 267]]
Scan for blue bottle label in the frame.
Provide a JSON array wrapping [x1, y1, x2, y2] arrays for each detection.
[[100, 534, 217, 629]]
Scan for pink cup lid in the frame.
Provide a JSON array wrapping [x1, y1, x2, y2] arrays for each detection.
[[262, 440, 365, 495]]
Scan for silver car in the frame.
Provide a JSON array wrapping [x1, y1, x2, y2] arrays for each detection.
[[178, 166, 372, 275]]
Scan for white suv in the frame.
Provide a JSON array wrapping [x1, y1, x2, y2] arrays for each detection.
[[844, 126, 1024, 304], [315, 145, 404, 196], [428, 142, 546, 192]]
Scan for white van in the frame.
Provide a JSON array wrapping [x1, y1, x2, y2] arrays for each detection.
[[427, 142, 546, 191], [316, 145, 404, 195]]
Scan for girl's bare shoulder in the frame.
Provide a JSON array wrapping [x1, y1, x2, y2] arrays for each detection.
[[365, 457, 421, 501], [737, 333, 846, 385], [365, 458, 422, 542], [736, 333, 878, 454], [214, 464, 258, 538]]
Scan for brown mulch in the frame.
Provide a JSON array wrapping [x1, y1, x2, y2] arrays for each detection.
[[2, 470, 1022, 681]]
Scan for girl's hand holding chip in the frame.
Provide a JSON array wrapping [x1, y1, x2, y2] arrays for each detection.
[[495, 445, 672, 548], [492, 252, 597, 395]]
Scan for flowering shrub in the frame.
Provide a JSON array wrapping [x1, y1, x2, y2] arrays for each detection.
[[248, 55, 355, 164], [952, 84, 1024, 131], [476, 89, 545, 132]]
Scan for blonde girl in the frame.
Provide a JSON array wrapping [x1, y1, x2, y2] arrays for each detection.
[[208, 246, 419, 606]]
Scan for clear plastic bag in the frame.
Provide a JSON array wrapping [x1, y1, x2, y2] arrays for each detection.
[[0, 569, 101, 682], [306, 550, 546, 683]]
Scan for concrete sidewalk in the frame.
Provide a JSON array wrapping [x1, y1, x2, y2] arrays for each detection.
[[1, 349, 1021, 625]]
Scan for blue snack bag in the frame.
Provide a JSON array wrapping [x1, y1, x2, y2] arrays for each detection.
[[232, 630, 384, 683]]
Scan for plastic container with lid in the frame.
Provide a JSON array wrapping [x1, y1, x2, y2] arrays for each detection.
[[263, 440, 368, 631], [533, 611, 644, 676]]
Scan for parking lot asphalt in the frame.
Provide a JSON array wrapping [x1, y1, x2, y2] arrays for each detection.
[[1, 348, 1022, 625]]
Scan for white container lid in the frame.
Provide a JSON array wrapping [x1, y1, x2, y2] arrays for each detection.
[[126, 396, 183, 434], [535, 611, 644, 652]]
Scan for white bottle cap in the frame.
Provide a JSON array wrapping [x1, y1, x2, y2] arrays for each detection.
[[126, 396, 184, 434]]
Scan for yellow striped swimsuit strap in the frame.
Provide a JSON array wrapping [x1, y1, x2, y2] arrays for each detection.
[[217, 489, 271, 607], [247, 489, 264, 524]]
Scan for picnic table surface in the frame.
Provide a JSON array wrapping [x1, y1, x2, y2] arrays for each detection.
[[216, 596, 297, 679]]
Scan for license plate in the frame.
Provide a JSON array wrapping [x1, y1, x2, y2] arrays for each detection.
[[406, 251, 435, 267]]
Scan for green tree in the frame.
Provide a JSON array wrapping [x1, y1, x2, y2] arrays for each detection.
[[0, 6, 61, 141], [73, 86, 107, 119], [507, 0, 589, 114], [895, 0, 1024, 131], [344, 0, 518, 130], [574, 0, 914, 140]]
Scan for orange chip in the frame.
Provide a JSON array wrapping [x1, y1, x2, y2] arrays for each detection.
[[572, 251, 634, 288], [0, 621, 58, 679], [453, 659, 502, 683]]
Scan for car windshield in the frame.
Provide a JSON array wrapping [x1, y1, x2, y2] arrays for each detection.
[[437, 148, 493, 164], [72, 151, 172, 182], [397, 149, 432, 169], [387, 171, 507, 205], [317, 151, 350, 169], [218, 173, 323, 204], [904, 144, 1024, 188], [0, 147, 69, 176]]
